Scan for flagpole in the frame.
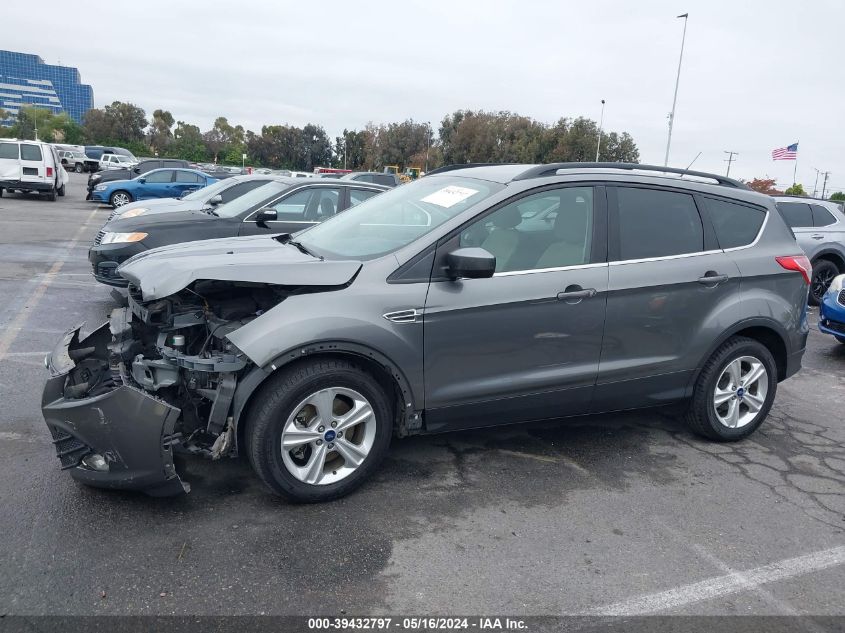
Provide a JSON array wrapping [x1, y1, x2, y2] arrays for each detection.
[[792, 141, 799, 185], [664, 13, 689, 167]]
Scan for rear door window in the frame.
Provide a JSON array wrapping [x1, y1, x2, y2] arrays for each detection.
[[174, 170, 203, 183], [373, 175, 395, 186], [0, 143, 18, 159], [20, 144, 43, 161], [349, 188, 380, 207], [775, 202, 813, 228], [614, 187, 703, 260], [703, 197, 766, 248], [811, 204, 837, 227]]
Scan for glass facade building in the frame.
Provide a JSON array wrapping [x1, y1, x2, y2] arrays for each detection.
[[0, 50, 94, 126]]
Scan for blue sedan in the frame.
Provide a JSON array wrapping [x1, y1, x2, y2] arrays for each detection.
[[819, 274, 845, 344], [91, 168, 218, 208]]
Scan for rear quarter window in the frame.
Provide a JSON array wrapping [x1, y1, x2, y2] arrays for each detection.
[[703, 197, 766, 248], [775, 202, 813, 228], [811, 204, 837, 227], [20, 144, 43, 161], [0, 143, 18, 159]]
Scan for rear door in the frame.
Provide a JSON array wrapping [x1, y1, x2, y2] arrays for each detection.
[[595, 185, 741, 411], [0, 142, 20, 182], [171, 170, 206, 197], [19, 143, 45, 185]]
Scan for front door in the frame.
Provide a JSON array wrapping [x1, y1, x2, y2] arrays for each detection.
[[423, 185, 609, 432], [594, 185, 741, 411], [239, 186, 341, 236]]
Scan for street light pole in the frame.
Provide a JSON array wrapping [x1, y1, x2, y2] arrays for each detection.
[[664, 13, 689, 167], [724, 150, 738, 177], [595, 99, 605, 162], [425, 122, 431, 173]]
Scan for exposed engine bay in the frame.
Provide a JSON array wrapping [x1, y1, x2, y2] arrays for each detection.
[[61, 280, 293, 459]]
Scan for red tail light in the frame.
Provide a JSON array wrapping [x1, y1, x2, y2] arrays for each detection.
[[776, 255, 812, 285], [46, 167, 53, 177]]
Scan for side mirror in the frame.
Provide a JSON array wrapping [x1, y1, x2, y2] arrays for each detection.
[[256, 208, 278, 226], [208, 194, 223, 206], [446, 247, 496, 280], [137, 177, 146, 184]]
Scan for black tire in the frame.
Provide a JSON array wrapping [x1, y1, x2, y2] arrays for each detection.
[[809, 259, 839, 306], [75, 163, 84, 173], [57, 184, 65, 197], [835, 336, 845, 345], [0, 188, 3, 197], [109, 190, 133, 207], [45, 187, 57, 202], [685, 336, 777, 441], [245, 358, 393, 502]]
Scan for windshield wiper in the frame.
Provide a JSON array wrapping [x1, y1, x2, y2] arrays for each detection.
[[289, 240, 323, 260]]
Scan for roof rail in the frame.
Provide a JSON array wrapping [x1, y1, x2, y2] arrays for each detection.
[[513, 162, 749, 189], [425, 163, 514, 176]]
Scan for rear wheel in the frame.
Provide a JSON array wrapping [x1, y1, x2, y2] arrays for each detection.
[[685, 336, 777, 441], [109, 190, 132, 207], [57, 184, 65, 197], [809, 259, 838, 305], [246, 358, 393, 502], [44, 187, 57, 202]]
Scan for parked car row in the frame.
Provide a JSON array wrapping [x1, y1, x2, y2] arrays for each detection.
[[41, 163, 815, 503]]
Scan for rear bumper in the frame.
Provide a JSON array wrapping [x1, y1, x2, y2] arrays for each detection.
[[41, 323, 187, 496], [0, 179, 53, 192]]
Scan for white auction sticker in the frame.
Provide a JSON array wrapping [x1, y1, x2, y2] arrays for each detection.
[[421, 185, 479, 208]]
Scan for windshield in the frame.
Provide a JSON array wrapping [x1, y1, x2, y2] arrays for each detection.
[[296, 176, 502, 260], [214, 180, 290, 218], [181, 177, 232, 201]]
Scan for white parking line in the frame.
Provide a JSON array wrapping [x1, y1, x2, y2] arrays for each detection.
[[591, 545, 845, 615], [0, 206, 99, 362]]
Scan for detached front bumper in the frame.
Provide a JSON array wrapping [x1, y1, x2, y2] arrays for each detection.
[[41, 323, 188, 496]]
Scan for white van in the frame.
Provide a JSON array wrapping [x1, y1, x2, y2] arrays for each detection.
[[0, 139, 70, 201]]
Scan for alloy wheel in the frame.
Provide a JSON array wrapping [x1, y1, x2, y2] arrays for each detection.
[[112, 192, 130, 207], [713, 355, 768, 429], [811, 269, 836, 302], [280, 387, 376, 485]]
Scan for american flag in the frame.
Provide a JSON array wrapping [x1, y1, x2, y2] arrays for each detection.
[[772, 143, 798, 160]]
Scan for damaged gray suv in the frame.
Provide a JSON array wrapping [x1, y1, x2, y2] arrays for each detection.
[[42, 163, 810, 502]]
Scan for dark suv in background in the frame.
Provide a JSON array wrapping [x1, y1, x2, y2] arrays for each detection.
[[86, 158, 191, 199], [42, 163, 809, 502]]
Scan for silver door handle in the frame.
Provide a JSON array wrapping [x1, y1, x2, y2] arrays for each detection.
[[697, 274, 729, 285], [811, 234, 824, 240]]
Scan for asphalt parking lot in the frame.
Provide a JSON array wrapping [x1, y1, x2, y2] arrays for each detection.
[[0, 175, 843, 617]]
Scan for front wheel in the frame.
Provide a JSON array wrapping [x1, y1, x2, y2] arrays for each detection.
[[109, 190, 133, 207], [809, 260, 839, 305], [245, 358, 393, 502], [75, 163, 84, 173], [835, 336, 845, 345], [685, 336, 777, 441]]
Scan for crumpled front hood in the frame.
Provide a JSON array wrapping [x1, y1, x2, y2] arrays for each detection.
[[117, 234, 362, 300]]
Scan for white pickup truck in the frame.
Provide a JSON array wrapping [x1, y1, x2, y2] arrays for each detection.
[[98, 153, 138, 171]]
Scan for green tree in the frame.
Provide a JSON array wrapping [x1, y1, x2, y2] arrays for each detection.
[[829, 192, 845, 201], [169, 121, 206, 161], [83, 101, 147, 144], [784, 183, 806, 195], [149, 109, 175, 154]]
